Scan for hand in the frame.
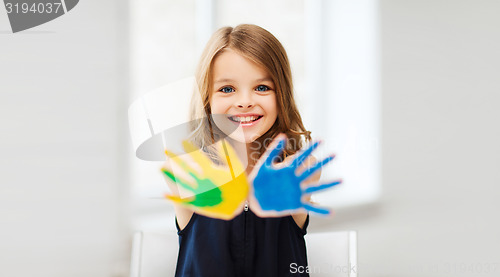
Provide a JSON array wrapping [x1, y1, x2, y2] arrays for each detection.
[[161, 139, 249, 220], [248, 134, 341, 217]]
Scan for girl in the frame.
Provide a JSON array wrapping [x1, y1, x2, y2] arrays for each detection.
[[168, 24, 322, 277]]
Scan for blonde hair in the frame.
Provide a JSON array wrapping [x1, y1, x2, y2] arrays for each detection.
[[189, 24, 310, 160]]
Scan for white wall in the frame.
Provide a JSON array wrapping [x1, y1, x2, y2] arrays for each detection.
[[2, 1, 500, 276], [311, 0, 500, 276], [0, 1, 130, 277]]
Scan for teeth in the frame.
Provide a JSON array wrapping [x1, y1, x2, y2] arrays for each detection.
[[230, 115, 259, 123]]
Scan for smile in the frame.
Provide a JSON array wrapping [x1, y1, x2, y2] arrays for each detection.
[[228, 115, 263, 126]]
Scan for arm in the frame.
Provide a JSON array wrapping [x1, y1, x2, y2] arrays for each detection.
[[161, 158, 194, 231]]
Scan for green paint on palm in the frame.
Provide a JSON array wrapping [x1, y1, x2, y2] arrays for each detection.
[[162, 170, 223, 207]]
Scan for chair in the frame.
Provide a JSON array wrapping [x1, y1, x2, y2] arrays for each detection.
[[130, 230, 357, 277], [305, 231, 357, 277]]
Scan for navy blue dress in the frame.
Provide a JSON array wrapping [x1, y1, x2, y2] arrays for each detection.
[[175, 208, 310, 277]]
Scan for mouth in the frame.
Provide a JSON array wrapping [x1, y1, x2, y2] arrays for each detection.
[[228, 115, 263, 126]]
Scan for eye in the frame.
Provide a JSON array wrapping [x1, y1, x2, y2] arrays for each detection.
[[219, 86, 235, 93], [256, 85, 270, 92]]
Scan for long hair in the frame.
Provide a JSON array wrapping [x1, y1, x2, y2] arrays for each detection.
[[189, 24, 311, 161]]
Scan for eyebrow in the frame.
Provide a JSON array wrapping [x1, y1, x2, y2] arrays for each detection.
[[214, 77, 273, 84]]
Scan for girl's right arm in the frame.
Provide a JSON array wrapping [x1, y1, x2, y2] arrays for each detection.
[[173, 203, 194, 231], [162, 161, 194, 231]]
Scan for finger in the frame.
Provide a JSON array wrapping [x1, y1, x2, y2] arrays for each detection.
[[161, 168, 177, 183], [164, 149, 179, 159], [263, 135, 287, 166], [217, 139, 244, 178], [292, 141, 321, 168], [182, 140, 214, 168], [304, 179, 342, 194], [164, 194, 186, 204], [164, 147, 199, 175], [161, 168, 197, 192], [302, 203, 332, 215], [298, 155, 335, 181], [187, 171, 202, 185]]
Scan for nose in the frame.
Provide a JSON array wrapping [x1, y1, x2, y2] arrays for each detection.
[[236, 91, 254, 109], [237, 103, 253, 108]]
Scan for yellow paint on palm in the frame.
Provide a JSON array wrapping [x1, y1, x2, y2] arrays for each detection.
[[162, 139, 249, 220]]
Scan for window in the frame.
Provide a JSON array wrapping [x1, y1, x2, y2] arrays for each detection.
[[128, 0, 380, 231]]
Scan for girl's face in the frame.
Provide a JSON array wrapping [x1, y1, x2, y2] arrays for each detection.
[[210, 48, 278, 143]]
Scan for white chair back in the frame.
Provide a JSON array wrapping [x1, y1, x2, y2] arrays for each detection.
[[306, 231, 357, 277], [130, 230, 357, 277]]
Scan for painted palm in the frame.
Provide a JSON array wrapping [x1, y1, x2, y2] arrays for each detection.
[[161, 139, 249, 220], [250, 135, 342, 216]]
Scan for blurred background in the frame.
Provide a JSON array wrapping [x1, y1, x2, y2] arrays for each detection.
[[1, 0, 499, 276]]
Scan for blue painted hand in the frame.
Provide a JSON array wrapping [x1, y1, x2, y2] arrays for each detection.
[[249, 134, 341, 216]]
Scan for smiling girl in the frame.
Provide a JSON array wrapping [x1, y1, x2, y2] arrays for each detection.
[[173, 24, 317, 277]]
